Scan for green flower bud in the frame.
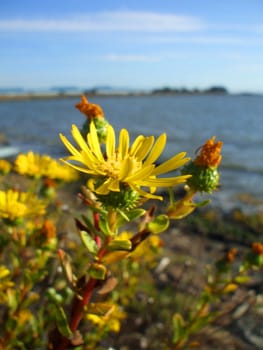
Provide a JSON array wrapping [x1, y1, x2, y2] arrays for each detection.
[[94, 180, 140, 210], [82, 117, 109, 144], [181, 161, 220, 193]]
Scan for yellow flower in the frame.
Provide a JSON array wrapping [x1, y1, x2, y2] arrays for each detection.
[[15, 151, 78, 182], [0, 189, 46, 224], [60, 123, 190, 200], [15, 151, 53, 178], [86, 302, 126, 333], [0, 159, 12, 174], [45, 159, 79, 182]]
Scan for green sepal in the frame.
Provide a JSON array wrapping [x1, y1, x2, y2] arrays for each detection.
[[147, 214, 169, 234], [88, 263, 107, 280], [107, 239, 132, 252], [117, 208, 146, 226], [80, 231, 99, 255], [54, 304, 73, 338]]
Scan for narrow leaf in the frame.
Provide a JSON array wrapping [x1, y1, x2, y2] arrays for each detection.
[[55, 305, 72, 338], [80, 231, 99, 255]]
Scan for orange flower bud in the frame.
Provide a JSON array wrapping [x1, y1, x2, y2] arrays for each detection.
[[252, 242, 263, 255], [194, 136, 223, 167], [226, 248, 238, 263], [75, 96, 104, 119]]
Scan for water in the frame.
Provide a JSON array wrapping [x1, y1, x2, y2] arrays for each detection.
[[1, 94, 263, 211]]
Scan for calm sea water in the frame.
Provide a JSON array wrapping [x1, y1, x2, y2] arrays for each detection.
[[1, 94, 263, 211]]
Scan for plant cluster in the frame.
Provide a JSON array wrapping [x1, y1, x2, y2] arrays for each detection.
[[0, 96, 262, 349]]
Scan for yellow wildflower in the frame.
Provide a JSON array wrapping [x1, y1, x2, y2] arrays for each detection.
[[0, 189, 46, 224], [0, 159, 11, 174], [86, 303, 126, 333], [15, 151, 53, 178], [45, 159, 79, 182], [60, 123, 190, 200], [15, 151, 78, 182], [194, 136, 223, 167]]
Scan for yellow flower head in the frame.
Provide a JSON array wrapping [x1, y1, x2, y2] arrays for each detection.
[[75, 95, 104, 120], [194, 136, 223, 167], [15, 151, 78, 182], [45, 159, 79, 182], [15, 151, 53, 178], [0, 189, 46, 224], [60, 123, 190, 200], [0, 159, 12, 175]]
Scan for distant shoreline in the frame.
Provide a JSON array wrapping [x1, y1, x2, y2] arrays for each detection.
[[0, 90, 259, 102]]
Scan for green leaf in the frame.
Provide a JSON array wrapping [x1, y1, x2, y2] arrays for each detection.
[[234, 275, 250, 284], [54, 305, 72, 338], [172, 313, 187, 344], [117, 208, 146, 226], [58, 249, 76, 287], [107, 239, 132, 251], [147, 214, 169, 234], [99, 215, 115, 236], [88, 263, 107, 280], [80, 231, 99, 255]]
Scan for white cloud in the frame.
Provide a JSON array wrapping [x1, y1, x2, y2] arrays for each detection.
[[0, 11, 204, 32], [104, 54, 162, 62]]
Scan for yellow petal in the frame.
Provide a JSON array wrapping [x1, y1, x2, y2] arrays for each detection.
[[87, 123, 104, 161], [140, 175, 189, 187], [153, 152, 190, 176], [129, 135, 144, 156], [71, 124, 91, 155], [133, 136, 154, 161], [95, 179, 112, 194], [108, 179, 120, 192], [125, 164, 154, 182], [144, 133, 166, 165], [59, 133, 81, 158], [130, 185, 163, 200], [118, 128, 129, 159], [106, 124, 116, 158], [119, 157, 132, 180]]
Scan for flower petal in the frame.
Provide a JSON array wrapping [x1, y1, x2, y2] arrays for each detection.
[[125, 164, 155, 182], [118, 129, 129, 159], [106, 124, 116, 158], [129, 135, 144, 156], [140, 175, 190, 187], [59, 133, 81, 158], [87, 123, 104, 161], [144, 133, 166, 165], [133, 136, 154, 161], [152, 153, 190, 176]]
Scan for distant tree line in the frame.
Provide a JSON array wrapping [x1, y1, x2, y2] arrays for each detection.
[[151, 86, 228, 95]]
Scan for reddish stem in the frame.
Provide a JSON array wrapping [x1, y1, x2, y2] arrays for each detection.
[[94, 211, 101, 247], [51, 212, 103, 350], [55, 278, 98, 350]]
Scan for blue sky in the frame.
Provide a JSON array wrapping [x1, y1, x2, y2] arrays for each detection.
[[1, 0, 263, 93]]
